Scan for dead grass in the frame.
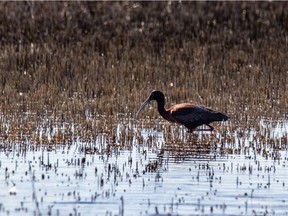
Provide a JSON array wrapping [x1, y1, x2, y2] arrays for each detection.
[[0, 2, 287, 149]]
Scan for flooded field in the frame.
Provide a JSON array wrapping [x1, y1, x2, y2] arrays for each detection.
[[0, 116, 287, 216], [1, 2, 288, 216]]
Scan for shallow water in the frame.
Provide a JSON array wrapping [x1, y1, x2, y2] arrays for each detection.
[[0, 119, 287, 216]]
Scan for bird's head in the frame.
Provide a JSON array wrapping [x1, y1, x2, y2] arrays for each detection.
[[147, 90, 164, 101], [136, 90, 165, 119]]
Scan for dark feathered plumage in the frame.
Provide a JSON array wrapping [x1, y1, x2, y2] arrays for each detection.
[[136, 90, 228, 132]]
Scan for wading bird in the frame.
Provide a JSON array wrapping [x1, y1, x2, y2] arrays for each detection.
[[136, 90, 228, 132]]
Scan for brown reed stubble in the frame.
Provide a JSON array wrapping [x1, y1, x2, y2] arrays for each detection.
[[0, 2, 287, 147]]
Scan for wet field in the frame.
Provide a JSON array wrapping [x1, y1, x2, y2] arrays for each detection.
[[0, 116, 287, 216], [1, 2, 288, 216]]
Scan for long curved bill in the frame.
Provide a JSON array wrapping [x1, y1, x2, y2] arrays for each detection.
[[136, 98, 151, 119]]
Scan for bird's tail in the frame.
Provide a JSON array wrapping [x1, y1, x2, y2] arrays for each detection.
[[214, 112, 229, 121]]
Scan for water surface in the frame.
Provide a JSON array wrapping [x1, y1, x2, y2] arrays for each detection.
[[0, 119, 287, 215]]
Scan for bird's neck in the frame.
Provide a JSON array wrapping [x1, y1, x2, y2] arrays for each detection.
[[157, 100, 169, 119]]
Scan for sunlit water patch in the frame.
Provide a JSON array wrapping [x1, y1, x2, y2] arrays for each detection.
[[0, 120, 287, 216]]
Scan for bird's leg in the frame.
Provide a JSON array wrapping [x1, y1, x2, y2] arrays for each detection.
[[195, 125, 214, 132], [206, 124, 214, 131], [187, 128, 195, 133], [195, 128, 212, 131], [187, 125, 214, 133]]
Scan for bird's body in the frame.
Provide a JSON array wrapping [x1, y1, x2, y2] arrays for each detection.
[[136, 90, 228, 132]]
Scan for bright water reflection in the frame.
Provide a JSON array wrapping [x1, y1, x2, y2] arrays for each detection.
[[0, 120, 287, 216]]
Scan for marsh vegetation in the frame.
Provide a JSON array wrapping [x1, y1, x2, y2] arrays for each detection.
[[0, 2, 287, 215]]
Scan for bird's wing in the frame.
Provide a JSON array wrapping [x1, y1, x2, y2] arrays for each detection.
[[169, 104, 214, 126]]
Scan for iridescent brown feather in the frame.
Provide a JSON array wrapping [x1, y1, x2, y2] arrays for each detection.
[[136, 90, 228, 132]]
